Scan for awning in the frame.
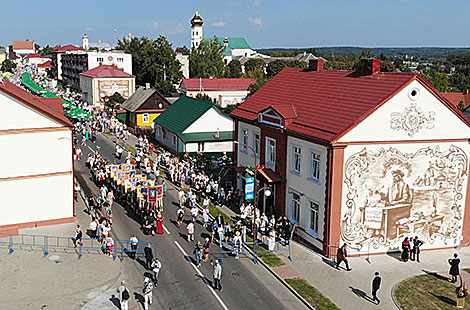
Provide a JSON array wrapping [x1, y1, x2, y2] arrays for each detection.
[[258, 168, 282, 184]]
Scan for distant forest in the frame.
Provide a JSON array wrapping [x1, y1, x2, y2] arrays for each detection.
[[256, 47, 470, 58]]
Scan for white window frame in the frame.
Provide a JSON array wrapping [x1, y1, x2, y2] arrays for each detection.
[[265, 137, 276, 167], [142, 113, 149, 124], [258, 110, 284, 128], [253, 132, 260, 157], [309, 200, 320, 236], [240, 128, 249, 152], [309, 149, 321, 183], [291, 145, 302, 174], [290, 190, 301, 225]]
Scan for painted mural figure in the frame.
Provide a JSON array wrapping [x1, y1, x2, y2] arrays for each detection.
[[375, 170, 411, 206]]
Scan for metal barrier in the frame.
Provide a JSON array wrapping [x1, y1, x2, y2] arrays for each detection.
[[0, 233, 157, 261], [217, 239, 291, 264]]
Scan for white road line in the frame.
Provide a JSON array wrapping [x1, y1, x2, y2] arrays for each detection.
[[163, 224, 171, 235], [87, 146, 95, 154], [174, 240, 229, 310]]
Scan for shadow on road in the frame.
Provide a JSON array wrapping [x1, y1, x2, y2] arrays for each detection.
[[349, 286, 375, 304], [321, 257, 337, 269], [386, 247, 401, 261], [429, 292, 456, 306], [422, 269, 451, 282], [134, 292, 144, 308], [109, 294, 120, 309]]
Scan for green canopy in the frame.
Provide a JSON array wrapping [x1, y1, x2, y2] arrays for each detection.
[[65, 107, 94, 119]]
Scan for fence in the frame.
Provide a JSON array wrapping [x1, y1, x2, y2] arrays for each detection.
[[0, 233, 157, 261]]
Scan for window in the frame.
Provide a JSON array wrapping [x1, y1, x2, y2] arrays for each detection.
[[291, 192, 301, 223], [310, 151, 321, 181], [241, 129, 249, 152], [266, 137, 276, 164], [157, 126, 162, 138], [142, 113, 149, 123], [253, 133, 260, 156], [97, 57, 104, 62], [292, 145, 301, 173], [309, 201, 319, 234], [196, 31, 198, 36], [117, 57, 123, 62], [198, 142, 205, 152], [172, 135, 177, 146]]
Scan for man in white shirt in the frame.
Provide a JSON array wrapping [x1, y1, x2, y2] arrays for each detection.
[[129, 234, 139, 259], [190, 206, 199, 223]]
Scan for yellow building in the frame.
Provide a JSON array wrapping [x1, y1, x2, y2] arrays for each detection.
[[121, 85, 171, 129]]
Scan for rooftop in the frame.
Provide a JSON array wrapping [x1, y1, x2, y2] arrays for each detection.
[[13, 40, 34, 50], [203, 37, 252, 56], [80, 64, 135, 78], [52, 44, 83, 53], [181, 78, 255, 91]]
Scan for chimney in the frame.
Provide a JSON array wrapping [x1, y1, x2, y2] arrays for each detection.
[[309, 59, 324, 71], [360, 59, 381, 76], [145, 83, 150, 89]]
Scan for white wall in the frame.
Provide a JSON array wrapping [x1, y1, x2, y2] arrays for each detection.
[[183, 107, 234, 134], [87, 51, 132, 75], [186, 90, 249, 106], [286, 136, 328, 249], [0, 130, 72, 178], [0, 174, 73, 226], [237, 121, 260, 167], [340, 141, 470, 254], [176, 53, 189, 79], [231, 48, 256, 58], [0, 92, 62, 130], [337, 80, 470, 142], [27, 57, 50, 66]]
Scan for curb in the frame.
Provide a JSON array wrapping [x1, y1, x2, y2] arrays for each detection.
[[391, 281, 402, 310]]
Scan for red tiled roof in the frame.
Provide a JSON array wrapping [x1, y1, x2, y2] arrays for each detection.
[[262, 104, 297, 119], [52, 44, 83, 52], [231, 68, 417, 142], [38, 60, 52, 68], [442, 92, 470, 109], [182, 78, 255, 91], [13, 40, 34, 50], [0, 79, 72, 127], [26, 53, 42, 58], [80, 64, 135, 78]]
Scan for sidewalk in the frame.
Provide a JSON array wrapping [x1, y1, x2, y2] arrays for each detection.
[[0, 188, 123, 310]]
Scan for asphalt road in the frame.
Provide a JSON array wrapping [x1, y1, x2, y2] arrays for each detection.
[[75, 132, 306, 310]]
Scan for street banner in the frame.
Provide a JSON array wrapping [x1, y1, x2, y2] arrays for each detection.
[[148, 187, 157, 201], [156, 185, 163, 198], [130, 170, 136, 177], [245, 177, 254, 200]]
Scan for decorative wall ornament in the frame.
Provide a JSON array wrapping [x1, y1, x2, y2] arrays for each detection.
[[341, 145, 468, 251], [390, 102, 435, 137]]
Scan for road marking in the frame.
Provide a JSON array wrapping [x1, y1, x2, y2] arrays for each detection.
[[87, 146, 95, 154], [163, 224, 171, 235], [174, 240, 229, 310]]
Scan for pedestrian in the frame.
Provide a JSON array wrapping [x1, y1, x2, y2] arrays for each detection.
[[72, 224, 83, 247], [143, 277, 153, 310], [194, 241, 203, 267], [268, 228, 276, 251], [89, 218, 97, 239], [144, 243, 154, 270], [151, 258, 162, 284], [191, 206, 199, 224], [449, 253, 460, 283], [177, 206, 184, 228], [187, 221, 195, 242], [156, 212, 164, 234], [129, 234, 139, 259], [202, 207, 209, 227], [212, 259, 223, 292], [372, 271, 382, 304], [401, 237, 410, 262], [410, 236, 423, 262], [203, 237, 211, 262], [117, 280, 130, 310], [105, 234, 114, 257], [336, 244, 351, 271]]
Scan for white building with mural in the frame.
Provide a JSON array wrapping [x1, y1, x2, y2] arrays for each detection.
[[80, 64, 135, 108], [231, 59, 470, 257]]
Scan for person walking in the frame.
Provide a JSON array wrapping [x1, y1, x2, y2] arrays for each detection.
[[143, 277, 153, 310], [144, 243, 154, 270], [129, 234, 139, 259], [187, 221, 195, 242], [449, 253, 461, 283], [212, 259, 223, 292], [152, 258, 162, 284], [72, 224, 82, 247], [410, 236, 423, 262], [177, 206, 184, 228], [372, 272, 382, 304], [116, 280, 130, 310], [194, 241, 203, 267], [203, 237, 211, 262], [336, 244, 351, 271], [191, 206, 199, 224]]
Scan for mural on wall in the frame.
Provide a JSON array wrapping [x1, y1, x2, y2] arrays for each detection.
[[390, 102, 435, 137], [341, 144, 468, 251], [98, 80, 130, 99]]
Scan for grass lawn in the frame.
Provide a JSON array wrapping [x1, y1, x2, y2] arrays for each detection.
[[104, 132, 114, 137], [394, 273, 470, 310], [285, 278, 341, 310]]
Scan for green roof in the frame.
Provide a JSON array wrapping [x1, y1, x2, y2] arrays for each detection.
[[154, 96, 214, 136], [203, 37, 251, 56]]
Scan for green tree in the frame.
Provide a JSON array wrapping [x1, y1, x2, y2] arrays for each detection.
[[266, 59, 288, 78], [244, 68, 268, 97], [196, 93, 216, 103], [176, 46, 190, 55], [457, 100, 466, 112], [39, 45, 53, 56], [422, 70, 449, 92], [227, 60, 242, 78], [108, 92, 125, 107], [360, 49, 375, 59], [380, 60, 396, 72], [1, 59, 16, 73], [189, 38, 224, 78], [244, 58, 265, 73], [155, 80, 176, 97], [153, 36, 183, 85]]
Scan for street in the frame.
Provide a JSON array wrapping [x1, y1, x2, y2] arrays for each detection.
[[75, 131, 306, 310]]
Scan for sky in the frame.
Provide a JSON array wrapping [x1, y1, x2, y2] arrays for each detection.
[[0, 0, 469, 49]]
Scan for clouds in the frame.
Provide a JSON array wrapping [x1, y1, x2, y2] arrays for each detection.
[[248, 17, 263, 29], [85, 27, 94, 32], [148, 21, 184, 35], [211, 21, 226, 27]]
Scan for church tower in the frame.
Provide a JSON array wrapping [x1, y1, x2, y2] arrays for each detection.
[[82, 34, 89, 50], [191, 10, 204, 49]]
